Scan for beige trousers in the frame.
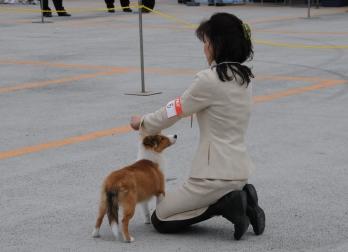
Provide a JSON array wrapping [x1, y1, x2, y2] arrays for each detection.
[[156, 178, 247, 221]]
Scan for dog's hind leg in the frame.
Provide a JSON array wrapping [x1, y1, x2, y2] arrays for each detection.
[[106, 191, 120, 240], [121, 196, 136, 242], [92, 193, 107, 238], [141, 202, 151, 224]]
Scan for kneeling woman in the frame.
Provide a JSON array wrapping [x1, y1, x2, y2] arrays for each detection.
[[131, 13, 265, 240]]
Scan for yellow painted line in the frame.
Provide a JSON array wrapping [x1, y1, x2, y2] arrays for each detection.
[[0, 57, 343, 94], [145, 67, 197, 76], [256, 75, 326, 82], [254, 29, 348, 36], [1, 59, 344, 94], [0, 70, 127, 94], [0, 59, 196, 74], [62, 21, 190, 31], [0, 126, 132, 160], [255, 39, 348, 49], [0, 59, 129, 71], [254, 79, 346, 103], [1, 58, 229, 78], [248, 16, 302, 25], [0, 60, 189, 74], [1, 59, 342, 81], [0, 73, 334, 95], [247, 9, 348, 24], [0, 79, 346, 161]]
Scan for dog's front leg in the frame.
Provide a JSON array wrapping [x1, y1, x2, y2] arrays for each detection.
[[156, 193, 165, 205], [141, 202, 151, 224]]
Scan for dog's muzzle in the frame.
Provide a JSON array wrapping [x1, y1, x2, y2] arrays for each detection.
[[168, 134, 177, 145]]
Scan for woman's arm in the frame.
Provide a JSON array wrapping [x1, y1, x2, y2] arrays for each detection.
[[131, 72, 213, 134]]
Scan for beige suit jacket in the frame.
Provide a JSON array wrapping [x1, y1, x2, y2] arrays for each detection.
[[141, 67, 254, 180]]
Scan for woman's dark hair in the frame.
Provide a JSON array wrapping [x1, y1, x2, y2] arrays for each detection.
[[196, 13, 254, 86]]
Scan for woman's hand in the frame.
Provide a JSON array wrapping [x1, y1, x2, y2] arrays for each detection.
[[130, 115, 142, 131]]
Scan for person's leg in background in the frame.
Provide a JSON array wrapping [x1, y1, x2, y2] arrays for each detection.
[[215, 0, 226, 6], [105, 0, 115, 12], [208, 0, 226, 6], [41, 0, 52, 17], [119, 0, 131, 12], [105, 0, 132, 13], [208, 0, 225, 6], [142, 0, 155, 13], [52, 0, 71, 16], [208, 0, 215, 6]]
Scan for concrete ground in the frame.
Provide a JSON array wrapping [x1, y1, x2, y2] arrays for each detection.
[[1, 1, 348, 251]]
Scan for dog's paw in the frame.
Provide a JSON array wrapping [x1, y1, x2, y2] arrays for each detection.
[[144, 215, 151, 224], [124, 236, 135, 243], [92, 228, 100, 238]]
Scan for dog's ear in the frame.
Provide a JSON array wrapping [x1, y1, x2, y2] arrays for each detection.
[[143, 135, 160, 148]]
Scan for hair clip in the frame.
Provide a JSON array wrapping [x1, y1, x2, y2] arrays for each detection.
[[242, 23, 251, 40]]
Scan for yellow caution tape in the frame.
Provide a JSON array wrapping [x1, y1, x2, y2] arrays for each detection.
[[141, 5, 197, 29]]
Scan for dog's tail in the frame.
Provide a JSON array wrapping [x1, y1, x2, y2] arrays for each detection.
[[106, 189, 119, 225]]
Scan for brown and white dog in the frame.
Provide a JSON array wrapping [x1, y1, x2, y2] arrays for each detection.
[[92, 134, 177, 242]]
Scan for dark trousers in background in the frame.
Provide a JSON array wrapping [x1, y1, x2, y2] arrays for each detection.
[[42, 0, 64, 10], [104, 0, 155, 9], [142, 0, 155, 9], [208, 0, 223, 4], [104, 0, 130, 8]]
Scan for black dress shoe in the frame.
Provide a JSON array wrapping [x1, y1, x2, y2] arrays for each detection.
[[142, 8, 151, 13], [107, 4, 115, 13], [142, 0, 155, 11], [43, 11, 52, 17], [243, 184, 265, 235], [42, 9, 52, 17], [209, 191, 250, 240], [57, 10, 71, 16], [123, 7, 132, 12]]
